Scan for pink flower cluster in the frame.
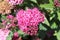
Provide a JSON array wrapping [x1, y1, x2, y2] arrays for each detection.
[[7, 0, 24, 5], [0, 29, 10, 40], [54, 0, 60, 7], [16, 8, 45, 35], [2, 15, 16, 29]]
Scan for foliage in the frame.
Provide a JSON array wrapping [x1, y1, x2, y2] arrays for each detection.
[[0, 0, 60, 40]]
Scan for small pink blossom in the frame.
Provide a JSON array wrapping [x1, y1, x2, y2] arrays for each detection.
[[14, 32, 19, 37], [6, 15, 14, 19], [12, 32, 19, 40]]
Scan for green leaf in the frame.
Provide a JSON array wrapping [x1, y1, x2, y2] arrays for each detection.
[[1, 15, 6, 20], [57, 12, 60, 20], [40, 0, 54, 10], [18, 30, 25, 35], [49, 0, 53, 4], [51, 22, 57, 29], [39, 24, 47, 31], [54, 30, 60, 40], [18, 30, 26, 37], [6, 31, 13, 40], [40, 4, 54, 9], [31, 0, 37, 3], [50, 13, 55, 20], [43, 18, 50, 26]]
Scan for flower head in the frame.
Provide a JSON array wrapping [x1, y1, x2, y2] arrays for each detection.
[[16, 8, 45, 35], [0, 0, 13, 15], [7, 0, 24, 5], [0, 29, 10, 40]]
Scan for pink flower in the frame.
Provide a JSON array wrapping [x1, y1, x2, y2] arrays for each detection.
[[54, 0, 60, 7], [0, 29, 10, 40], [16, 8, 45, 35], [6, 15, 14, 19], [12, 32, 19, 40], [2, 15, 16, 29], [7, 0, 24, 5], [14, 32, 19, 37]]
